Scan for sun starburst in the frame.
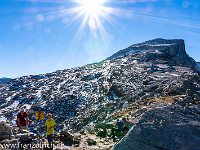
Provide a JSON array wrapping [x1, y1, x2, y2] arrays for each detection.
[[68, 0, 118, 39], [79, 0, 105, 15]]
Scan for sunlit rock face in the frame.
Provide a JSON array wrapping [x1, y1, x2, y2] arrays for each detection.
[[0, 39, 200, 138]]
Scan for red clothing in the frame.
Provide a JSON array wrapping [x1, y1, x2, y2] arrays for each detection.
[[16, 112, 28, 126]]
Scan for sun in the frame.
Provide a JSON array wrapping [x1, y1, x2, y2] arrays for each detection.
[[80, 0, 105, 15], [79, 0, 107, 31], [70, 0, 112, 37], [52, 0, 120, 50], [76, 0, 106, 31]]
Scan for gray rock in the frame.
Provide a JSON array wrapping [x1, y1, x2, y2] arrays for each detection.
[[87, 138, 96, 146], [0, 135, 10, 141], [60, 130, 74, 142], [113, 103, 200, 150], [193, 94, 200, 104], [0, 122, 13, 141]]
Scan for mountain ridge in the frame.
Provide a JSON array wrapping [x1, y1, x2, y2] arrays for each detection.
[[1, 38, 199, 125], [0, 38, 200, 149]]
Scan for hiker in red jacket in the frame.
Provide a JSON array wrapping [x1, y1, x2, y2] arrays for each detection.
[[16, 108, 29, 127]]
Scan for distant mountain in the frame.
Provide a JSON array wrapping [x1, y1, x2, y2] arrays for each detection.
[[0, 38, 200, 149], [0, 77, 12, 84]]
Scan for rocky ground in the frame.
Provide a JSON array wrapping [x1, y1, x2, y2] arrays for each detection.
[[1, 94, 199, 150], [0, 38, 200, 149]]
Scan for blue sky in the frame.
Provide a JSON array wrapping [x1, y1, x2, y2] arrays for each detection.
[[0, 0, 200, 78]]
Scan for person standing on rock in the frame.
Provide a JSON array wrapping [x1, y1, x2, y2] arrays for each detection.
[[16, 108, 29, 127], [45, 113, 56, 149]]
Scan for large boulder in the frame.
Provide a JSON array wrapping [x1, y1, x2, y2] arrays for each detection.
[[0, 122, 13, 141], [60, 129, 75, 143], [113, 103, 200, 150], [0, 122, 40, 150]]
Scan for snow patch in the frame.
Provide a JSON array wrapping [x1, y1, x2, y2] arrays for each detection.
[[133, 60, 137, 63], [171, 73, 181, 77], [0, 101, 19, 116], [150, 44, 172, 46], [22, 104, 32, 110], [127, 50, 146, 55], [36, 88, 42, 98], [6, 96, 12, 102], [122, 101, 128, 108], [0, 116, 7, 122]]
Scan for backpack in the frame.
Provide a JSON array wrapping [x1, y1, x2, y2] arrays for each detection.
[[126, 120, 132, 126]]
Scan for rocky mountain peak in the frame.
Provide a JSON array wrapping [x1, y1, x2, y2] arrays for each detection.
[[109, 38, 199, 72]]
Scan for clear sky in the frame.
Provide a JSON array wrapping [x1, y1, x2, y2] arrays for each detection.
[[0, 0, 200, 78]]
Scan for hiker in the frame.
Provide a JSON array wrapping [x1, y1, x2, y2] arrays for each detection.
[[116, 119, 124, 132], [122, 117, 131, 132], [28, 120, 37, 134], [111, 119, 124, 138], [16, 108, 29, 127], [45, 113, 56, 149]]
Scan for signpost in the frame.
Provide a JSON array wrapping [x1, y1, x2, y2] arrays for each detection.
[[33, 107, 45, 136], [33, 107, 45, 120], [39, 111, 45, 120]]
